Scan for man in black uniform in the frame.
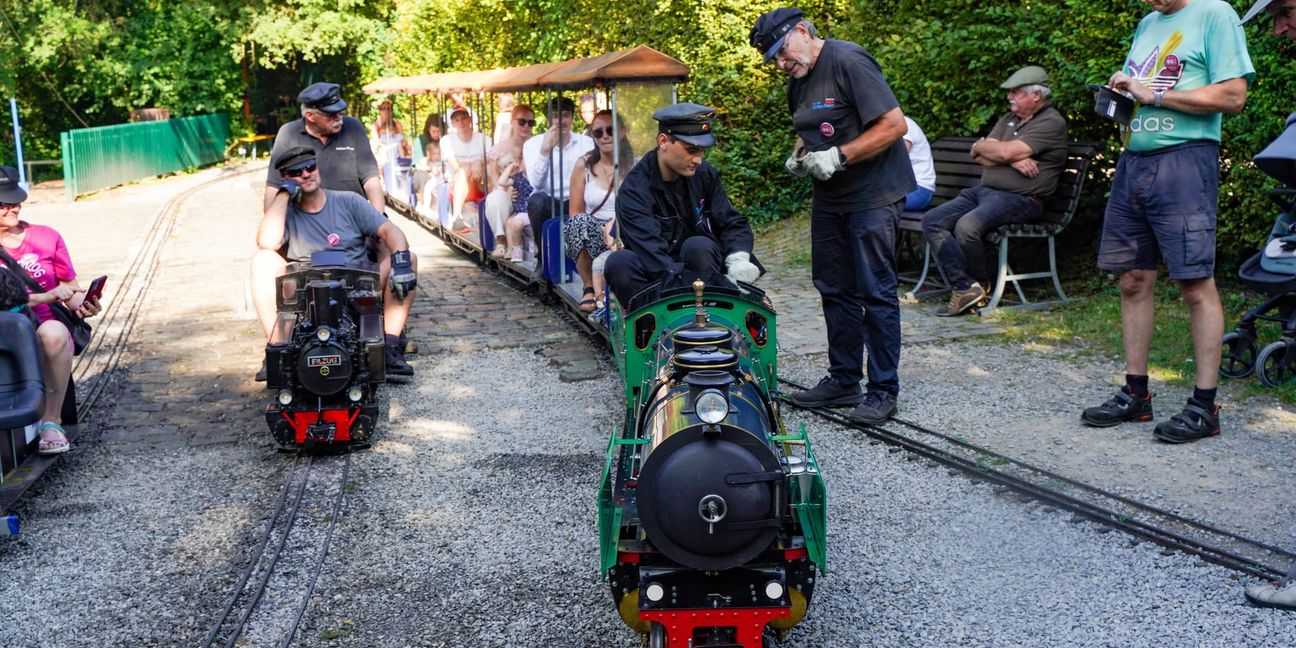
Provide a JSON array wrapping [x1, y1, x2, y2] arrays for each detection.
[[264, 82, 385, 215], [604, 103, 761, 306], [751, 8, 915, 424]]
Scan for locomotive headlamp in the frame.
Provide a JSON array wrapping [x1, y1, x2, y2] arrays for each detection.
[[348, 386, 363, 402], [645, 582, 665, 602], [695, 389, 728, 424], [277, 390, 293, 406], [764, 580, 785, 600], [316, 327, 332, 342]]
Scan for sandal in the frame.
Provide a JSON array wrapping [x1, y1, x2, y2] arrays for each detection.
[[37, 422, 70, 455], [579, 286, 597, 312]]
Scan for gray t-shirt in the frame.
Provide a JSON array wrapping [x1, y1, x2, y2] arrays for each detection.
[[282, 191, 388, 267], [787, 39, 915, 211], [266, 116, 380, 197]]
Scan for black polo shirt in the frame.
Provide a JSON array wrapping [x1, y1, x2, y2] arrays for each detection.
[[265, 116, 379, 197], [787, 39, 914, 212]]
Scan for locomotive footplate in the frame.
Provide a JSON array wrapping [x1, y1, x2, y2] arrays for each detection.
[[638, 565, 789, 610]]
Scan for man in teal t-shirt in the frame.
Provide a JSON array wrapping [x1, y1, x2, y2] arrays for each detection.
[[1082, 0, 1254, 444]]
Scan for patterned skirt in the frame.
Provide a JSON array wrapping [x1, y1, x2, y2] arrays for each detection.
[[564, 213, 610, 261]]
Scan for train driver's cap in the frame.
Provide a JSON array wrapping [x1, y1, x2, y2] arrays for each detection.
[[749, 7, 804, 62], [653, 103, 717, 148], [297, 82, 347, 113], [1242, 0, 1274, 23], [273, 146, 317, 174], [0, 165, 27, 204]]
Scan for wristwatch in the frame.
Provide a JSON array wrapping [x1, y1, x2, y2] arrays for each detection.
[[837, 149, 848, 166], [1153, 89, 1165, 108]]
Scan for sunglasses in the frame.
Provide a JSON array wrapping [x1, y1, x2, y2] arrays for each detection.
[[591, 127, 616, 140], [282, 162, 318, 178], [516, 118, 537, 127], [0, 201, 20, 209]]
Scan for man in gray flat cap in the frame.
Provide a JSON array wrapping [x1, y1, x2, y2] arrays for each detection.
[[265, 82, 385, 215], [1241, 0, 1296, 613], [604, 103, 761, 304], [750, 7, 913, 425], [921, 65, 1068, 317]]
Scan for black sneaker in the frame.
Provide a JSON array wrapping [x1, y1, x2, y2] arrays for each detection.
[[385, 341, 414, 377], [1153, 401, 1221, 444], [847, 390, 898, 424], [935, 282, 986, 317], [255, 359, 267, 382], [785, 376, 864, 408], [1080, 388, 1154, 427]]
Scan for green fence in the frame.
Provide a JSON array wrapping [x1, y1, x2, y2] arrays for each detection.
[[60, 113, 230, 200]]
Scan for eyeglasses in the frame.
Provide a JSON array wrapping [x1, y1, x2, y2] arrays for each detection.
[[516, 118, 537, 127], [591, 127, 615, 140], [315, 109, 345, 120], [282, 163, 318, 178], [0, 201, 21, 209]]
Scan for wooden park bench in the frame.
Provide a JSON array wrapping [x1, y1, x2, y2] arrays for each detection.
[[899, 136, 1099, 310]]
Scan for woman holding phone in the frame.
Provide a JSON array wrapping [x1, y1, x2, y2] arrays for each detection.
[[0, 165, 101, 454]]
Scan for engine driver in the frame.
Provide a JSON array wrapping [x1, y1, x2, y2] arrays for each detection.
[[251, 146, 418, 378], [603, 103, 761, 306]]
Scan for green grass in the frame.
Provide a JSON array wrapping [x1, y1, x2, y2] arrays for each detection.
[[995, 280, 1296, 402]]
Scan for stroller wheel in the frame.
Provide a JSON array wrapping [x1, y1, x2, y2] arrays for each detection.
[[1257, 339, 1296, 387], [1220, 332, 1259, 379]]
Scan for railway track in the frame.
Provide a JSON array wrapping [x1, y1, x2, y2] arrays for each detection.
[[778, 377, 1294, 581], [201, 453, 351, 648]]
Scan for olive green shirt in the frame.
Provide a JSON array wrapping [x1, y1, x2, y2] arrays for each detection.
[[981, 104, 1067, 197]]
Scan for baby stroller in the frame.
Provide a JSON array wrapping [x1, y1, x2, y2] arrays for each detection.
[[1221, 114, 1296, 386]]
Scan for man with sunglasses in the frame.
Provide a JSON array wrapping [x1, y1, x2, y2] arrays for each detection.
[[264, 82, 385, 215], [523, 97, 595, 265], [252, 147, 418, 377], [603, 103, 761, 305], [751, 8, 914, 425]]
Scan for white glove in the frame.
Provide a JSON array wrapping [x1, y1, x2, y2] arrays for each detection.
[[784, 153, 809, 178], [803, 146, 846, 181], [725, 251, 761, 284]]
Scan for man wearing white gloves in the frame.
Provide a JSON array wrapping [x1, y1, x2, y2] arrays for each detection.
[[604, 103, 762, 307], [752, 7, 914, 424]]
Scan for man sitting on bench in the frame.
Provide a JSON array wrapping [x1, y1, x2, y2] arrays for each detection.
[[921, 65, 1068, 316]]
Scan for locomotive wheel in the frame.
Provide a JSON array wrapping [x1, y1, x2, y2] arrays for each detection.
[[647, 622, 666, 648], [1257, 339, 1296, 387], [1220, 332, 1258, 379]]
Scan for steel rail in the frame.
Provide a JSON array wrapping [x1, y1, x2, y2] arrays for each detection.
[[279, 453, 352, 648]]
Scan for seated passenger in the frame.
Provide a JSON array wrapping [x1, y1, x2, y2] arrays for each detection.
[[903, 116, 936, 210], [370, 100, 413, 198], [251, 147, 418, 377], [413, 140, 445, 217], [604, 104, 761, 305], [0, 166, 102, 455], [523, 97, 595, 265], [417, 113, 444, 162], [441, 107, 492, 232], [921, 65, 1067, 316], [484, 104, 537, 258], [565, 110, 633, 311]]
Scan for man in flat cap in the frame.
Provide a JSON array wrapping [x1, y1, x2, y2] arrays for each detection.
[[1241, 0, 1296, 613], [751, 7, 913, 424], [1081, 0, 1252, 444], [921, 65, 1068, 317], [252, 146, 418, 377], [265, 82, 385, 215], [603, 103, 761, 304]]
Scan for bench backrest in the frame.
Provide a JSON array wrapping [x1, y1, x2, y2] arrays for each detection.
[[926, 136, 1098, 229]]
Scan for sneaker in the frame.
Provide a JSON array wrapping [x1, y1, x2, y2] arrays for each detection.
[[1153, 400, 1221, 443], [1080, 387, 1154, 427], [1245, 568, 1296, 611], [509, 246, 524, 263], [935, 282, 987, 317], [847, 390, 898, 424], [256, 359, 267, 382], [491, 245, 509, 259], [385, 341, 414, 377], [785, 376, 864, 408]]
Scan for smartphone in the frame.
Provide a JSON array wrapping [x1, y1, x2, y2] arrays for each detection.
[[85, 275, 107, 302]]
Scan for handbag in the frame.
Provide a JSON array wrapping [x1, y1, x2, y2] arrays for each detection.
[[0, 247, 93, 355]]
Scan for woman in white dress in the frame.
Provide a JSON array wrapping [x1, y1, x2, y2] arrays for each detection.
[[371, 100, 412, 198]]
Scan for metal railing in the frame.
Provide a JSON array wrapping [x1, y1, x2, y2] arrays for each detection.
[[60, 113, 230, 200]]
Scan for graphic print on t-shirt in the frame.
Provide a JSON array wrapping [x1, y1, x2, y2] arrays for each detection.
[[1128, 31, 1185, 92], [14, 253, 44, 279]]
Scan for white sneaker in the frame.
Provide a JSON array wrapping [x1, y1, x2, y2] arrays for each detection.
[[1246, 570, 1296, 610], [491, 245, 509, 259], [509, 246, 524, 263]]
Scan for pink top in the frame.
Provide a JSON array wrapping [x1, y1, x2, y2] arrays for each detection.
[[1, 222, 77, 324]]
